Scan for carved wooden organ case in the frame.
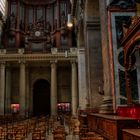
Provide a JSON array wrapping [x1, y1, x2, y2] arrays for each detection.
[[2, 0, 74, 51]]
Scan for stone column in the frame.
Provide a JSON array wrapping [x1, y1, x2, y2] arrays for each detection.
[[5, 67, 11, 114], [78, 49, 88, 110], [85, 0, 103, 108], [26, 68, 30, 117], [51, 61, 57, 116], [19, 61, 26, 115], [71, 61, 78, 116], [0, 62, 5, 115], [99, 0, 112, 97]]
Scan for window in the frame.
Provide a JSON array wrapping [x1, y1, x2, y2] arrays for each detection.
[[0, 0, 6, 16]]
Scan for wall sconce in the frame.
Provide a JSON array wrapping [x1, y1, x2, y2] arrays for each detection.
[[67, 14, 73, 28]]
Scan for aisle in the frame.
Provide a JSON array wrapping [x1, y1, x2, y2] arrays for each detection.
[[46, 133, 79, 140], [26, 132, 79, 140], [45, 116, 80, 140]]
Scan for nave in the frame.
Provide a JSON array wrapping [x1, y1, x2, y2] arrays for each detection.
[[0, 115, 104, 140]]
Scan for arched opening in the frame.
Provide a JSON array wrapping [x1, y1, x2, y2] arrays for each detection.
[[33, 79, 50, 116]]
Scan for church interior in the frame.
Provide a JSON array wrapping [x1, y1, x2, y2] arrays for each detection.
[[0, 0, 140, 139]]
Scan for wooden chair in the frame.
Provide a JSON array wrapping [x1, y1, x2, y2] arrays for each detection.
[[81, 137, 104, 140], [53, 133, 66, 140], [32, 132, 41, 140], [32, 129, 46, 140], [0, 126, 7, 140]]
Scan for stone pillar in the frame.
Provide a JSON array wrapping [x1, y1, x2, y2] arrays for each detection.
[[26, 68, 30, 117], [99, 0, 112, 97], [19, 61, 26, 115], [71, 61, 78, 116], [85, 0, 103, 107], [5, 67, 11, 114], [51, 61, 57, 116], [0, 62, 5, 115], [78, 49, 88, 110]]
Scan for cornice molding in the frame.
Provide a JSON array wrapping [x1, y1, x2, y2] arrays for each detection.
[[0, 52, 77, 62]]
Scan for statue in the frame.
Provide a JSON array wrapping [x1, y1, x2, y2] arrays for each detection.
[[61, 11, 67, 27], [10, 12, 16, 29], [36, 16, 44, 29], [53, 19, 57, 30], [20, 20, 25, 31], [73, 117, 80, 135], [46, 21, 51, 32], [70, 116, 80, 135]]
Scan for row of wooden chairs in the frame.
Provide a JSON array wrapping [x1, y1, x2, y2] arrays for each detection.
[[79, 125, 104, 140], [0, 120, 29, 140], [80, 137, 104, 140], [0, 115, 48, 140], [80, 131, 104, 140], [31, 116, 47, 140], [53, 125, 67, 140], [0, 115, 25, 125]]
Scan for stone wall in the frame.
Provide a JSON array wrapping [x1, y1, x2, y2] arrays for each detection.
[[10, 65, 72, 112], [57, 67, 71, 102], [11, 68, 19, 103]]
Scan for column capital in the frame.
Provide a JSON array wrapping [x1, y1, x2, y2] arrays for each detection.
[[19, 60, 26, 64], [50, 60, 57, 69], [70, 60, 77, 64]]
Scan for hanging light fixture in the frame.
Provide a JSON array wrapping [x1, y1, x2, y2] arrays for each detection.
[[67, 14, 73, 28]]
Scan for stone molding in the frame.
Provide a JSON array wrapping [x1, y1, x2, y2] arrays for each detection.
[[85, 17, 100, 30], [0, 51, 77, 62]]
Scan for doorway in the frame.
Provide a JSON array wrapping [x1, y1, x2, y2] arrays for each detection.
[[33, 79, 50, 116]]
